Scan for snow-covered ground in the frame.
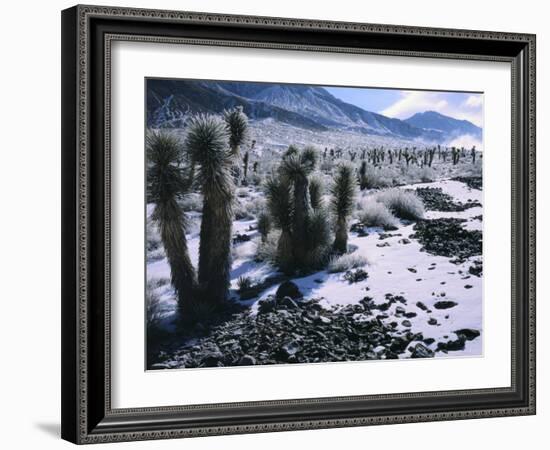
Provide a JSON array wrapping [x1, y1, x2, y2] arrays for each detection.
[[147, 178, 482, 359]]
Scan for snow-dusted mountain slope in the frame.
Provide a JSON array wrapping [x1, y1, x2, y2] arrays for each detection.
[[147, 79, 480, 144]]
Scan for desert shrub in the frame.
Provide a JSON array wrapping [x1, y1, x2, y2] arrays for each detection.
[[237, 276, 253, 292], [357, 199, 398, 230], [328, 252, 369, 273], [148, 277, 170, 289], [256, 230, 280, 263], [146, 281, 164, 333], [236, 188, 249, 198], [179, 193, 203, 212], [146, 221, 162, 252], [376, 189, 425, 220], [249, 173, 264, 186], [234, 198, 255, 220], [343, 268, 369, 283], [418, 166, 435, 182], [359, 164, 392, 190], [247, 196, 267, 218], [231, 240, 254, 261]]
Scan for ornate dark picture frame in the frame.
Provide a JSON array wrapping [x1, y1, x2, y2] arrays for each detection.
[[61, 4, 536, 444]]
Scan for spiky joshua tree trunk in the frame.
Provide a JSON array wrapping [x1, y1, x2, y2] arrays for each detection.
[[146, 131, 197, 313], [265, 175, 294, 272], [330, 162, 357, 254], [280, 147, 317, 268], [185, 114, 236, 309]]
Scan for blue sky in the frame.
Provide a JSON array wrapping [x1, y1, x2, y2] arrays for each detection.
[[325, 86, 483, 127]]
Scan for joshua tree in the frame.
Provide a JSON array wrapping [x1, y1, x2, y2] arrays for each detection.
[[265, 175, 294, 271], [224, 107, 248, 157], [242, 151, 249, 183], [308, 174, 324, 210], [280, 146, 317, 267], [257, 212, 271, 243], [146, 131, 197, 313], [330, 162, 357, 254], [451, 147, 460, 165], [185, 114, 236, 309], [358, 160, 368, 190], [224, 107, 249, 184], [428, 147, 436, 167]]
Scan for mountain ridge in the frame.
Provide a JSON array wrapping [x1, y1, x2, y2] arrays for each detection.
[[147, 79, 481, 145]]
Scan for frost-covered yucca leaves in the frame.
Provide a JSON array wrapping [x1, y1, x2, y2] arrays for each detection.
[[146, 131, 197, 312], [308, 174, 324, 210], [223, 107, 249, 156], [147, 131, 192, 203], [185, 114, 235, 307], [305, 208, 331, 268], [281, 146, 318, 268], [280, 146, 317, 181], [265, 175, 294, 271], [265, 175, 293, 231], [185, 114, 232, 197], [330, 162, 357, 254]]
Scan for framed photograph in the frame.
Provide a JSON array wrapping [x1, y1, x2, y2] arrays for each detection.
[[61, 5, 536, 444]]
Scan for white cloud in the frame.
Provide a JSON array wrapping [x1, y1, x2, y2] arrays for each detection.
[[464, 95, 483, 108], [381, 91, 484, 127]]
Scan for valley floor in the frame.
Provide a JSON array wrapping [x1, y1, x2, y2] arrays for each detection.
[[146, 178, 483, 368]]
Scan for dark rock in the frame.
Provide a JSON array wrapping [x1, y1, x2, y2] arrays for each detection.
[[390, 337, 408, 352], [404, 312, 417, 318], [401, 320, 412, 328], [278, 296, 299, 309], [411, 218, 482, 263], [276, 281, 303, 300], [454, 329, 481, 341], [410, 343, 435, 358], [464, 284, 473, 289], [232, 233, 251, 244], [343, 269, 369, 283], [149, 293, 439, 368], [414, 187, 481, 211], [416, 301, 428, 311], [399, 238, 411, 245], [428, 317, 438, 326], [452, 176, 482, 190], [238, 355, 257, 366], [395, 306, 406, 316], [423, 338, 435, 346], [350, 222, 369, 237], [315, 315, 332, 325], [437, 337, 466, 352], [257, 297, 276, 315], [468, 260, 483, 277], [407, 267, 417, 273], [379, 232, 402, 240], [434, 301, 457, 310]]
